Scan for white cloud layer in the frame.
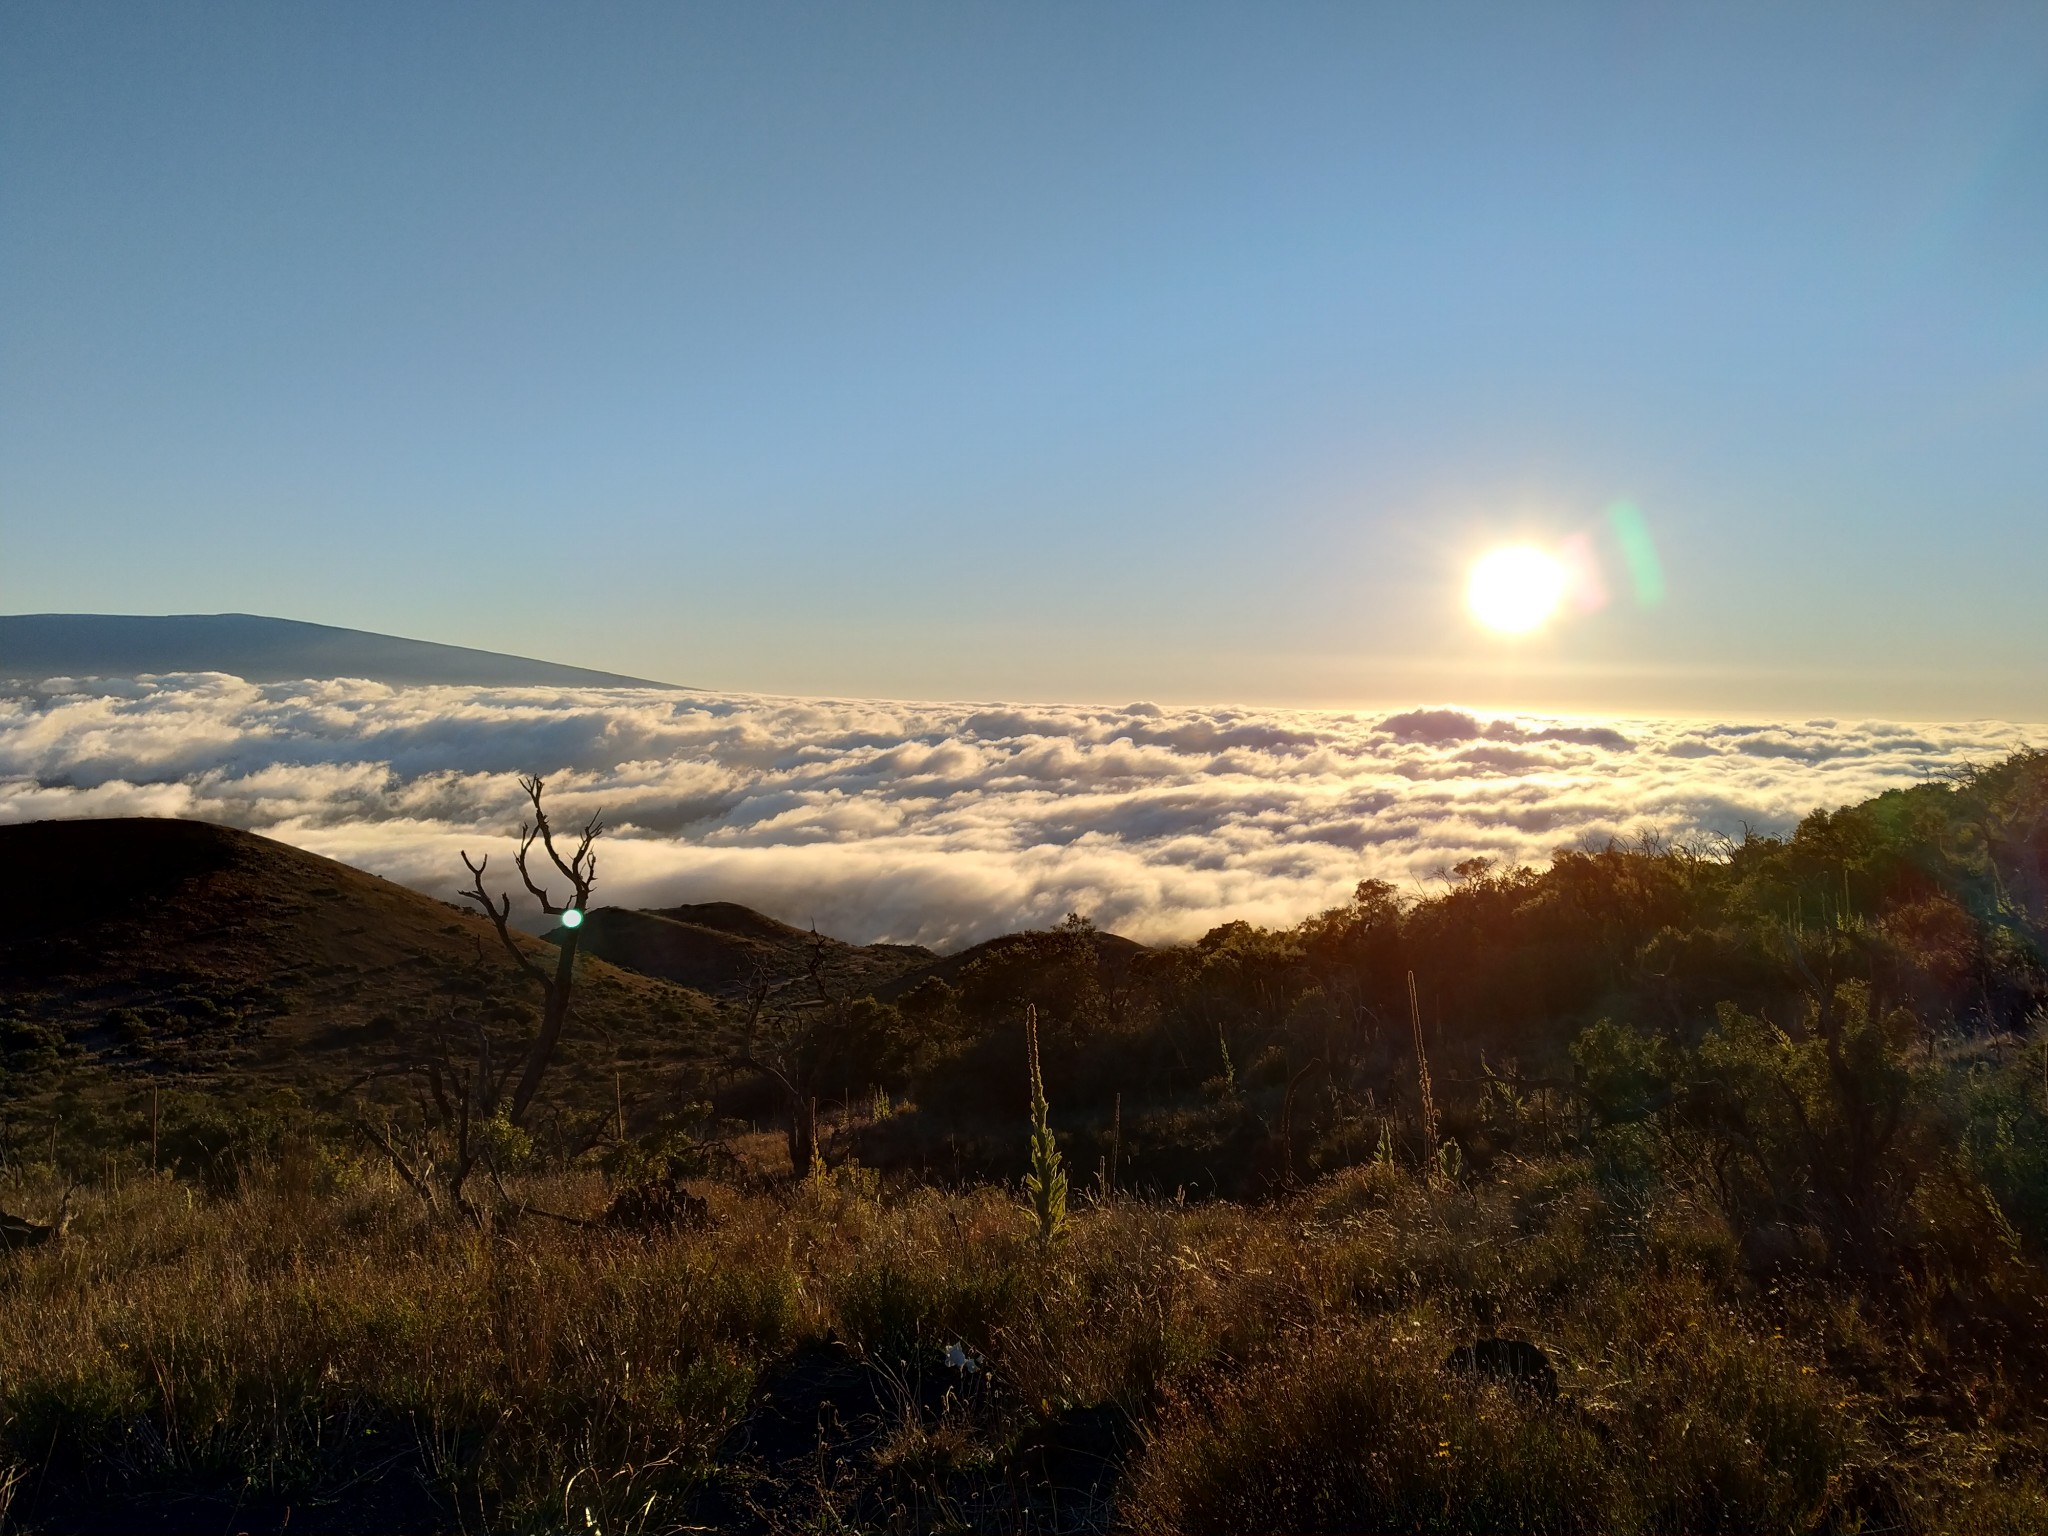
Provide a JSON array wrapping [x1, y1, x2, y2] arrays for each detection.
[[2, 675, 2038, 950]]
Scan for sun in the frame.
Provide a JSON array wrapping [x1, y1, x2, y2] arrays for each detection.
[[1466, 544, 1567, 635]]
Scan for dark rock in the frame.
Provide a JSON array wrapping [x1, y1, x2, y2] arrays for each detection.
[[0, 1191, 71, 1250]]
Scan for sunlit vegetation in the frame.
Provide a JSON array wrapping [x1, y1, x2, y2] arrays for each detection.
[[1, 750, 2045, 1529]]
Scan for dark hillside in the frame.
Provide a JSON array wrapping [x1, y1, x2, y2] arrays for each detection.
[[557, 901, 934, 999], [0, 818, 719, 1119], [652, 901, 833, 944], [872, 925, 1147, 1002]]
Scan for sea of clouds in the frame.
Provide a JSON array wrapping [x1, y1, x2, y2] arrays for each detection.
[[1, 674, 2037, 950]]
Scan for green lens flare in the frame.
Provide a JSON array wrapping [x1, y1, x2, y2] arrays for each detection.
[[1606, 501, 1665, 608], [561, 908, 585, 929]]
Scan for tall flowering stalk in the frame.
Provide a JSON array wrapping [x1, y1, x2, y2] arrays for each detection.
[[1024, 1006, 1068, 1245], [1409, 970, 1440, 1177]]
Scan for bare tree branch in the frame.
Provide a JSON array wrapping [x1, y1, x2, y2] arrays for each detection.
[[514, 823, 560, 915], [481, 1146, 597, 1229], [356, 1111, 441, 1217], [458, 850, 553, 992], [520, 775, 603, 906]]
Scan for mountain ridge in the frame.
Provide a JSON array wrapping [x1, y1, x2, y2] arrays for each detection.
[[0, 612, 680, 689]]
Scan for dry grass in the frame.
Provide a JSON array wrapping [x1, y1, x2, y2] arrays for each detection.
[[1, 1154, 2044, 1532]]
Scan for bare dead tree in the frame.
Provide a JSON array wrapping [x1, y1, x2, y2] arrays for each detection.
[[460, 774, 603, 1129], [360, 776, 602, 1222]]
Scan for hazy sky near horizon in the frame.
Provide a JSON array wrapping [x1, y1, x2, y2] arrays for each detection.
[[4, 4, 2046, 716]]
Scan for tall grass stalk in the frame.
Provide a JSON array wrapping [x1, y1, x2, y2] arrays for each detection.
[[1023, 1006, 1068, 1245], [1409, 969, 1439, 1176]]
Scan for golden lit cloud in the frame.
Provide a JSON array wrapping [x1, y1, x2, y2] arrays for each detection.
[[0, 676, 2031, 948]]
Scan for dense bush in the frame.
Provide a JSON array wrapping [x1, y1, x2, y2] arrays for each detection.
[[843, 752, 2048, 1199]]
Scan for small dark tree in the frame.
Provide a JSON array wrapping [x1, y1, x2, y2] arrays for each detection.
[[733, 936, 857, 1178]]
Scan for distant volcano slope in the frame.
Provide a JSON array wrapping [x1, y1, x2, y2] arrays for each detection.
[[550, 902, 937, 1000], [0, 612, 677, 687], [550, 900, 1151, 1005]]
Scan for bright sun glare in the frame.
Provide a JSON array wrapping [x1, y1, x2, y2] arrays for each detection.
[[1466, 545, 1567, 635]]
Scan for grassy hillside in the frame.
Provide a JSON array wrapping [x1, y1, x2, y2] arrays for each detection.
[[2, 1145, 2043, 1533], [0, 818, 720, 1169]]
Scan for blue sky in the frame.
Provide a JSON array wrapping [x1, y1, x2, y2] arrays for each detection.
[[4, 3, 2045, 715]]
